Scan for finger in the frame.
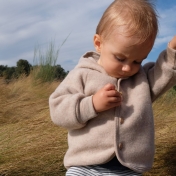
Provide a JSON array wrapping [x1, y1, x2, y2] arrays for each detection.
[[114, 90, 123, 100], [108, 96, 121, 103], [103, 83, 116, 91], [107, 90, 122, 98], [107, 101, 122, 108]]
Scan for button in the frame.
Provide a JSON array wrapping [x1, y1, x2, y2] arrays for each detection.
[[120, 118, 124, 124], [119, 143, 123, 150]]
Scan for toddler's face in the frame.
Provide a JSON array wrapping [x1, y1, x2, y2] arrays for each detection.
[[94, 30, 154, 78]]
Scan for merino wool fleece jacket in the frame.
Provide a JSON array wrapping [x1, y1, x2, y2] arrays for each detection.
[[49, 46, 176, 173]]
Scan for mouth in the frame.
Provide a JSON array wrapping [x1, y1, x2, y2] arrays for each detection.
[[118, 73, 126, 77], [117, 73, 129, 78]]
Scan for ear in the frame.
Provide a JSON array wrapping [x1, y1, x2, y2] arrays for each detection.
[[93, 34, 102, 53]]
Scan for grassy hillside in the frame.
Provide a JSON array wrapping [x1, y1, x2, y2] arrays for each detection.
[[0, 77, 67, 176], [0, 76, 176, 176]]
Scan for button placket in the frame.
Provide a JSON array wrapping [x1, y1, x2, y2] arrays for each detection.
[[119, 117, 124, 151]]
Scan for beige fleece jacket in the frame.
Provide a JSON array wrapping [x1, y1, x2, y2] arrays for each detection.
[[49, 46, 176, 173]]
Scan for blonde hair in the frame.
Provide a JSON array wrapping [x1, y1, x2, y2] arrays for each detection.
[[96, 0, 158, 43]]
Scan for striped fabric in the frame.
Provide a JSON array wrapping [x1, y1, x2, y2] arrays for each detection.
[[66, 165, 142, 176]]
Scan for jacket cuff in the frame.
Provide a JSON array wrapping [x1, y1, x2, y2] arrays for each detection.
[[167, 44, 176, 69], [78, 95, 98, 124]]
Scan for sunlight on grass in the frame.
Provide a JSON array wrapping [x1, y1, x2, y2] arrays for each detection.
[[0, 76, 67, 175], [0, 76, 176, 176]]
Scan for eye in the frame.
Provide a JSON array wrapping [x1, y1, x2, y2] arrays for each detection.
[[116, 57, 125, 62], [133, 61, 142, 65]]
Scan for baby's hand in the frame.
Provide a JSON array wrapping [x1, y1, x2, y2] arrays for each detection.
[[92, 83, 122, 113], [169, 36, 176, 50]]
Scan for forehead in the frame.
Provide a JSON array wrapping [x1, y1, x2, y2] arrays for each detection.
[[110, 25, 154, 46], [110, 25, 153, 44], [106, 30, 154, 60]]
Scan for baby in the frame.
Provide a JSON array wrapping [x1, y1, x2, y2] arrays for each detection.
[[49, 0, 176, 175]]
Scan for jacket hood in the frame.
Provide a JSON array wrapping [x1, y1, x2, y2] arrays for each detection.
[[75, 51, 108, 75], [75, 51, 128, 92]]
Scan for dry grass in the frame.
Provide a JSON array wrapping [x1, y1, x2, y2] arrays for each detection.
[[0, 77, 176, 176], [144, 90, 176, 176], [0, 77, 67, 176]]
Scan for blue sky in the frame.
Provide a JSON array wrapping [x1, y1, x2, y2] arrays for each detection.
[[0, 0, 176, 71]]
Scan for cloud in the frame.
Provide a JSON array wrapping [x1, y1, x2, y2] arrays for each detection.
[[154, 5, 176, 48], [0, 0, 175, 71], [0, 0, 115, 70], [154, 36, 173, 48]]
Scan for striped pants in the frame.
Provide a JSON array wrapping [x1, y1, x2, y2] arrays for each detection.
[[66, 165, 142, 176]]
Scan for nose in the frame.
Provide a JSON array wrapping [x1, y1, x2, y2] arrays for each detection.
[[122, 64, 131, 72]]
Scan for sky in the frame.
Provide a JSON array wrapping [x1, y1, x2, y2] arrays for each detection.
[[0, 0, 176, 71]]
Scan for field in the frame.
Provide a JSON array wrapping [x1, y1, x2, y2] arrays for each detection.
[[0, 76, 176, 176]]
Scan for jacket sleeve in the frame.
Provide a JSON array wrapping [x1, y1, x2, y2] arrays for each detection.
[[49, 69, 97, 130], [143, 46, 176, 102]]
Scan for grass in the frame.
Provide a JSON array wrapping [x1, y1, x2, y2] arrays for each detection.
[[0, 77, 67, 175], [144, 90, 176, 176], [33, 42, 59, 83], [0, 76, 176, 176], [33, 39, 69, 83]]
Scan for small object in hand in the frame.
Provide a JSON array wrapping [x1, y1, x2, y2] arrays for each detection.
[[115, 89, 123, 99], [119, 91, 122, 96], [115, 89, 122, 95]]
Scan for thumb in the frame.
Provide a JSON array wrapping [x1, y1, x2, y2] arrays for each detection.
[[103, 83, 116, 91]]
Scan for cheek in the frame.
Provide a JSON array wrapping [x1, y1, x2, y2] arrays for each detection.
[[112, 63, 122, 72], [107, 59, 120, 69]]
